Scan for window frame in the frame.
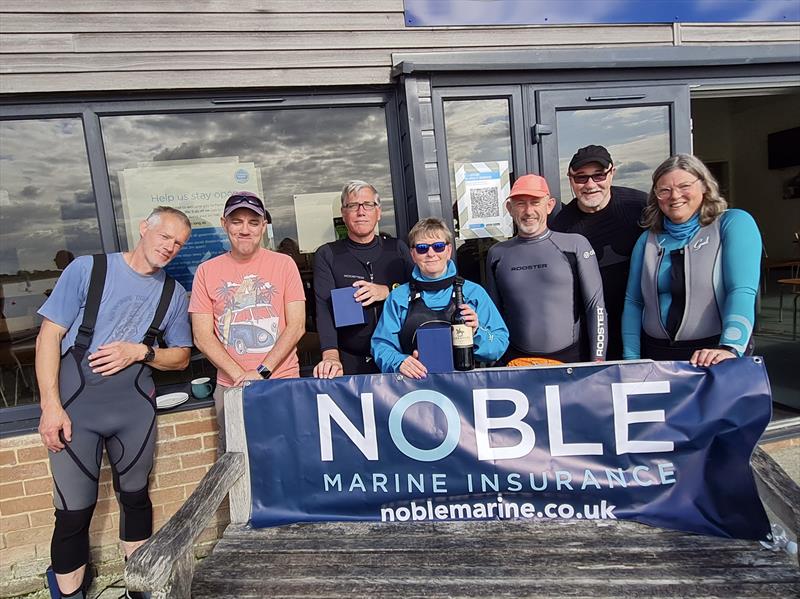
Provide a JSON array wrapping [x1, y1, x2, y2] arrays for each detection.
[[0, 88, 407, 434]]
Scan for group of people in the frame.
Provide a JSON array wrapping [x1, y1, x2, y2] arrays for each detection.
[[34, 145, 761, 598]]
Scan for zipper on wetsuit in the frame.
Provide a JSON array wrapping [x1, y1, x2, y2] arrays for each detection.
[[365, 261, 379, 322]]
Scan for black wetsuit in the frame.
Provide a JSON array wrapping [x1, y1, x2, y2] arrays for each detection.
[[486, 230, 607, 363], [313, 236, 413, 374], [550, 186, 646, 360]]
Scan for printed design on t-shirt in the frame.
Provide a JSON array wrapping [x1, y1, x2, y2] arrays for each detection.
[[215, 274, 279, 355], [108, 295, 155, 342]]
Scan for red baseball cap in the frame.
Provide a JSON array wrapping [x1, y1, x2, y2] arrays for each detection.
[[508, 174, 550, 200]]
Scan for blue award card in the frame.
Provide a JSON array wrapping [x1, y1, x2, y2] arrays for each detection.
[[416, 327, 454, 373], [331, 287, 366, 327]]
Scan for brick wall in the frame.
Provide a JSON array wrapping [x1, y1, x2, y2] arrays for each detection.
[[0, 407, 228, 598]]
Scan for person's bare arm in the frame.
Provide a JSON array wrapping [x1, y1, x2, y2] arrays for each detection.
[[234, 300, 306, 384], [88, 342, 190, 375], [35, 319, 71, 452], [191, 312, 246, 382]]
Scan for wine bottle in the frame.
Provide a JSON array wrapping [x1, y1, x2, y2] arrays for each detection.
[[451, 283, 475, 371]]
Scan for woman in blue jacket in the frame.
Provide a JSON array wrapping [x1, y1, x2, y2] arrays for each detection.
[[622, 154, 761, 367], [372, 218, 509, 378]]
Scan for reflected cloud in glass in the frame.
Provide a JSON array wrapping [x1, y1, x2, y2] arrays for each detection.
[[101, 107, 395, 251], [556, 106, 670, 203]]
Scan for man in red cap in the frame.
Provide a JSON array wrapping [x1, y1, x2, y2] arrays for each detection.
[[486, 174, 607, 364]]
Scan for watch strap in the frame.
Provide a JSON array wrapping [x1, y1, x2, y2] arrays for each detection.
[[143, 346, 155, 363]]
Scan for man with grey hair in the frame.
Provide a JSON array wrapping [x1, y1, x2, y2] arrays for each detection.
[[313, 180, 413, 377], [36, 206, 192, 598]]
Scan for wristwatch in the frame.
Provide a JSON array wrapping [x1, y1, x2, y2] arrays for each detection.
[[142, 346, 155, 363], [256, 364, 272, 379]]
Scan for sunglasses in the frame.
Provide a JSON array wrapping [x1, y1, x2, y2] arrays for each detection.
[[226, 195, 264, 209], [568, 168, 612, 184], [414, 241, 448, 255]]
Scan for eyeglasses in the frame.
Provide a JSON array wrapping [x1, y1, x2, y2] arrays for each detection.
[[342, 201, 379, 212], [568, 168, 612, 184], [414, 241, 449, 255], [654, 179, 700, 200]]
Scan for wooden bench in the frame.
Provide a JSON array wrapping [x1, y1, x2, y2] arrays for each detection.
[[126, 388, 800, 598]]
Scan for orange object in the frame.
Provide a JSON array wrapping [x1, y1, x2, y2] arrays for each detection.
[[507, 356, 563, 367]]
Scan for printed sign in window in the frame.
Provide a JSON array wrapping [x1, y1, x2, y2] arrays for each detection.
[[455, 161, 512, 240]]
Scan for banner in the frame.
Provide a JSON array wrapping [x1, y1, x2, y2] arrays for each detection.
[[404, 0, 800, 26], [244, 359, 772, 540]]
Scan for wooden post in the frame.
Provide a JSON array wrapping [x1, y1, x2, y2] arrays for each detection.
[[225, 386, 251, 524]]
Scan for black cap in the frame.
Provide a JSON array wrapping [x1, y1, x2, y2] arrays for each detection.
[[569, 145, 613, 171]]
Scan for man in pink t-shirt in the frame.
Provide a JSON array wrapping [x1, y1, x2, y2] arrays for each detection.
[[189, 192, 305, 446]]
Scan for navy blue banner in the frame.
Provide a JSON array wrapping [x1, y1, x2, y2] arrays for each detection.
[[404, 0, 799, 26], [244, 359, 772, 540]]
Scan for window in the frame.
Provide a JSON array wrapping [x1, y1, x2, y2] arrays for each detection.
[[443, 98, 515, 284], [100, 105, 397, 373], [0, 118, 102, 408]]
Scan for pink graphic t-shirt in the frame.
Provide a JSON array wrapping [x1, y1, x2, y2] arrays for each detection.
[[189, 248, 305, 385]]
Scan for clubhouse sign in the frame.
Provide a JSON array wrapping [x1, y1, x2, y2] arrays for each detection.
[[244, 359, 772, 540]]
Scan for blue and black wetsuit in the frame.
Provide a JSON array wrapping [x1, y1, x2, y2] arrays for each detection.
[[622, 209, 761, 360]]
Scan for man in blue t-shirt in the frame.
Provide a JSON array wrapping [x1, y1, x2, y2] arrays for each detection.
[[36, 206, 192, 599]]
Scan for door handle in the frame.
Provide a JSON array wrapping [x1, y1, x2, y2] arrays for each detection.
[[585, 94, 646, 102], [531, 123, 553, 145]]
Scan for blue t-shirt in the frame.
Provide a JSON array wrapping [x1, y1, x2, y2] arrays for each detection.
[[38, 253, 192, 354]]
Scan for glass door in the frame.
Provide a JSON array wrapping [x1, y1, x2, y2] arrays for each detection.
[[533, 84, 691, 207], [432, 86, 526, 282]]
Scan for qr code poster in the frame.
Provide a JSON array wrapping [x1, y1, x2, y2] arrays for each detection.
[[454, 161, 513, 240]]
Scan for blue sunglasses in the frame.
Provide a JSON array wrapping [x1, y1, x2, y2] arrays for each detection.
[[414, 241, 449, 255]]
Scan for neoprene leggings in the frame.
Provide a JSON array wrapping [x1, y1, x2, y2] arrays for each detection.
[[48, 347, 157, 574]]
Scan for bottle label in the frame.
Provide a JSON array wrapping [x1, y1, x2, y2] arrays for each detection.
[[451, 324, 473, 348]]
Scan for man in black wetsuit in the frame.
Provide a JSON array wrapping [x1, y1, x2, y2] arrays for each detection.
[[486, 174, 606, 364], [313, 181, 413, 377], [550, 145, 646, 360]]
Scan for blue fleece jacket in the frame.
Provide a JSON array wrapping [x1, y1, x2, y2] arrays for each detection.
[[371, 261, 509, 373]]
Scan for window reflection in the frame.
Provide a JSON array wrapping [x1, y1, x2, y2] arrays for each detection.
[[101, 106, 395, 373], [443, 99, 514, 284], [0, 118, 102, 407], [556, 106, 670, 203]]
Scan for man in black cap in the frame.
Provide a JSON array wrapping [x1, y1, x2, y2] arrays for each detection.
[[550, 145, 646, 360]]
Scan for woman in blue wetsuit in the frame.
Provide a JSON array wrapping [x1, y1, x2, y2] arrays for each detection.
[[371, 218, 509, 378], [622, 154, 761, 366]]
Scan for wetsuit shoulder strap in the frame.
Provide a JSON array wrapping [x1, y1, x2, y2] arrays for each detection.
[[73, 253, 107, 353], [141, 275, 176, 347]]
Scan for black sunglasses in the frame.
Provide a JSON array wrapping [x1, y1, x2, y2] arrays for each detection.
[[226, 195, 264, 209], [568, 168, 612, 184], [414, 241, 448, 255]]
